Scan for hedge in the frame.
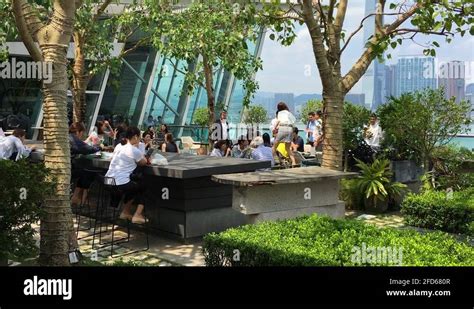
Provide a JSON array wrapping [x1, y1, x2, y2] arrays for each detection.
[[401, 188, 474, 236], [203, 215, 473, 266]]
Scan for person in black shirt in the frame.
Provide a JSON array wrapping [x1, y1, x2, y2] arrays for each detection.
[[161, 133, 179, 153], [69, 122, 101, 206], [291, 127, 304, 152], [68, 122, 101, 263]]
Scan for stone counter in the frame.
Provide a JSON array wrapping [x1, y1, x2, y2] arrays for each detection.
[[213, 166, 357, 223]]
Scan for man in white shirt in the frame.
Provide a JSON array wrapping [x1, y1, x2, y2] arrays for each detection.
[[364, 114, 384, 151], [0, 129, 34, 161]]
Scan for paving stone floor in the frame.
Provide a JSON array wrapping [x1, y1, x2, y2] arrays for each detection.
[[346, 210, 406, 228]]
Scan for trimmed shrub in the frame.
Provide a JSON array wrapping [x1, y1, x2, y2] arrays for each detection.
[[401, 189, 474, 236], [0, 159, 54, 263], [203, 215, 473, 266]]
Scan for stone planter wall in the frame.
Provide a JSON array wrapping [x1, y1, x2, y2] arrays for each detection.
[[390, 160, 423, 183]]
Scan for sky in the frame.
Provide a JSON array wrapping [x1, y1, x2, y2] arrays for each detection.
[[255, 1, 474, 96]]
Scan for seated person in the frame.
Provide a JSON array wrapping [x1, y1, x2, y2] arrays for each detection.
[[86, 120, 114, 147], [250, 136, 274, 169], [154, 124, 168, 147], [0, 128, 34, 161], [210, 140, 230, 157], [106, 126, 149, 224], [113, 123, 128, 147], [291, 127, 304, 152], [161, 133, 179, 153], [69, 122, 101, 207], [262, 132, 272, 147], [231, 136, 250, 158], [138, 131, 154, 154]]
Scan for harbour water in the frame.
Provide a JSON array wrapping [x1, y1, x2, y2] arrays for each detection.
[[450, 124, 474, 150]]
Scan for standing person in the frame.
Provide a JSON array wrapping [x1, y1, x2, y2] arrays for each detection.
[[143, 115, 156, 129], [313, 110, 323, 150], [305, 111, 317, 145], [161, 133, 179, 153], [272, 102, 297, 167], [363, 113, 384, 152], [0, 129, 34, 161], [270, 111, 279, 144], [291, 127, 304, 152], [156, 116, 163, 126], [106, 126, 149, 224], [211, 111, 230, 144]]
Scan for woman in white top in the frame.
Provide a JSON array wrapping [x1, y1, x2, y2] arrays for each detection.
[[0, 128, 34, 161], [105, 126, 149, 224], [272, 102, 297, 167]]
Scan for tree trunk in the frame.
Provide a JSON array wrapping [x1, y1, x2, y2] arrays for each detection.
[[203, 55, 215, 146], [321, 93, 344, 171], [12, 0, 76, 266], [38, 43, 74, 266], [72, 32, 89, 124]]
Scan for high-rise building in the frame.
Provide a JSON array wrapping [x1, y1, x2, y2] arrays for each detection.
[[395, 55, 437, 97], [384, 64, 397, 99], [466, 83, 474, 95], [438, 61, 465, 103], [345, 93, 366, 107], [361, 0, 386, 110], [274, 93, 295, 113], [466, 83, 474, 119]]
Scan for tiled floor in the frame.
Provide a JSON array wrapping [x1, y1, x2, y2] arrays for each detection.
[[73, 217, 206, 266]]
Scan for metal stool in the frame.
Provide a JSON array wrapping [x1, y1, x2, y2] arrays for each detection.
[[91, 175, 149, 257], [75, 169, 105, 240]]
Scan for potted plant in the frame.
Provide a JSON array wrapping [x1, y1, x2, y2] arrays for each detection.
[[354, 159, 407, 213], [193, 107, 209, 155]]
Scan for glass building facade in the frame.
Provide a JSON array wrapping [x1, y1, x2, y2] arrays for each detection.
[[0, 27, 265, 141]]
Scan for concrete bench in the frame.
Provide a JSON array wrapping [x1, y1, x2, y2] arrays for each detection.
[[212, 166, 357, 223]]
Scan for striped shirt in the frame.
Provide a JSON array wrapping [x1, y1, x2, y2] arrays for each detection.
[[251, 145, 274, 168]]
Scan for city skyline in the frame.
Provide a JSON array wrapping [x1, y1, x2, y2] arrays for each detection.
[[255, 1, 474, 97]]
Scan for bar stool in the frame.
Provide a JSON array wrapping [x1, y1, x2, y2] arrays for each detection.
[[91, 175, 150, 257], [75, 169, 105, 240]]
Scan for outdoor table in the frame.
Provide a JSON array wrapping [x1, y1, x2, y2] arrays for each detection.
[[212, 167, 357, 223], [74, 152, 270, 241]]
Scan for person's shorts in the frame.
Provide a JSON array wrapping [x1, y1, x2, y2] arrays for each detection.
[[275, 126, 292, 143]]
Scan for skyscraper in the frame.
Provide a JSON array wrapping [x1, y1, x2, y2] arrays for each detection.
[[466, 83, 474, 119], [384, 64, 397, 99], [395, 55, 437, 97], [361, 0, 386, 110], [438, 61, 465, 103]]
